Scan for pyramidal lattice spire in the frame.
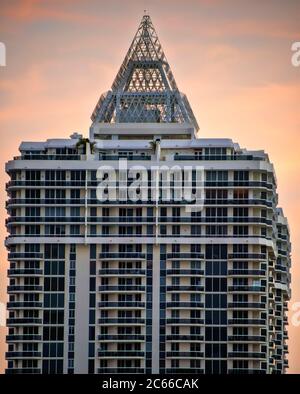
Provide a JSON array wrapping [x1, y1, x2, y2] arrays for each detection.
[[91, 14, 199, 131]]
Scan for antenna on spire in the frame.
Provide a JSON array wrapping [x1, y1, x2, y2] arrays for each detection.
[[91, 13, 199, 131]]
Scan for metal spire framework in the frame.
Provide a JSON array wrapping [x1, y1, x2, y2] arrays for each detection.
[[91, 14, 199, 131]]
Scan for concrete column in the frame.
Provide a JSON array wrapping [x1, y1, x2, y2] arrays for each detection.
[[74, 245, 90, 373], [152, 244, 160, 373]]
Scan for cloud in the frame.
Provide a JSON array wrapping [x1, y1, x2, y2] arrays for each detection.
[[0, 0, 97, 24]]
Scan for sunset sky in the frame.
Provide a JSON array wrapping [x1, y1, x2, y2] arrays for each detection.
[[0, 0, 300, 373]]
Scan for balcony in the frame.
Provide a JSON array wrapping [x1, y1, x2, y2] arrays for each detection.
[[7, 301, 43, 309], [165, 368, 204, 374], [228, 253, 266, 260], [8, 252, 43, 260], [98, 334, 144, 341], [166, 302, 204, 309], [6, 216, 155, 225], [8, 268, 43, 276], [5, 368, 41, 374], [204, 180, 274, 190], [174, 154, 263, 161], [166, 334, 204, 341], [99, 155, 151, 161], [228, 351, 265, 359], [98, 301, 145, 308], [99, 253, 146, 260], [166, 269, 204, 276], [228, 369, 266, 374], [228, 318, 265, 325], [7, 317, 42, 326], [98, 268, 145, 276], [166, 253, 204, 260], [97, 368, 144, 373], [6, 198, 85, 206], [166, 351, 204, 358], [275, 265, 288, 273], [166, 318, 204, 325], [98, 318, 145, 325], [98, 285, 145, 292], [228, 335, 266, 342], [204, 198, 273, 207], [16, 154, 81, 160], [159, 216, 272, 225], [7, 285, 43, 293], [166, 285, 204, 292], [6, 351, 42, 359], [227, 302, 266, 309], [6, 334, 42, 342], [97, 350, 144, 358], [227, 269, 266, 276], [228, 285, 266, 293]]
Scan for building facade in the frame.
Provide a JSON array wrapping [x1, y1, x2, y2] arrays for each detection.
[[5, 15, 291, 374]]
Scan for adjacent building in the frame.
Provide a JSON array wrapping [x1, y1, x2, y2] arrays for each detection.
[[5, 15, 291, 374]]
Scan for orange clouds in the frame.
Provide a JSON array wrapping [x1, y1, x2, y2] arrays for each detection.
[[1, 0, 91, 23]]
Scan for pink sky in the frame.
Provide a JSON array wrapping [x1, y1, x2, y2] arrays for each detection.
[[0, 0, 300, 373]]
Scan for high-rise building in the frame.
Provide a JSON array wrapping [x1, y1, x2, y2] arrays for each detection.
[[5, 15, 290, 374]]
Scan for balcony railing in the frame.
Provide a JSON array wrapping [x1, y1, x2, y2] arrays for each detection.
[[98, 269, 146, 276], [166, 269, 204, 276], [228, 318, 265, 325], [166, 318, 204, 325], [228, 335, 266, 342], [8, 268, 43, 276], [7, 301, 43, 309], [99, 253, 146, 259], [8, 252, 43, 260], [97, 368, 144, 373], [228, 369, 266, 374], [16, 154, 81, 160], [97, 350, 144, 358], [6, 215, 272, 225], [6, 351, 42, 359], [227, 302, 266, 309], [166, 285, 204, 292], [7, 317, 42, 325], [165, 302, 204, 308], [165, 334, 204, 341], [99, 155, 151, 161], [228, 351, 265, 359], [204, 198, 273, 207], [98, 318, 145, 325], [98, 285, 145, 292], [6, 198, 273, 208], [7, 285, 43, 293], [5, 368, 41, 374], [98, 301, 145, 308], [97, 334, 144, 341], [166, 253, 204, 259], [228, 285, 266, 292], [165, 368, 204, 374], [6, 334, 42, 342], [166, 351, 204, 358], [174, 154, 264, 161], [228, 253, 267, 260], [227, 269, 266, 276]]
